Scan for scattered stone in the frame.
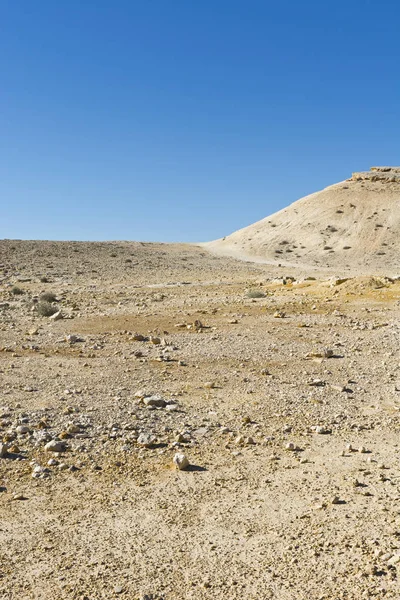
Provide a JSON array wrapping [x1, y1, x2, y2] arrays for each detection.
[[269, 454, 280, 461], [32, 465, 50, 478], [285, 442, 297, 451], [330, 277, 349, 287], [204, 381, 216, 389], [137, 433, 156, 448], [173, 453, 190, 470], [12, 493, 27, 501], [49, 310, 63, 321], [66, 423, 81, 434], [175, 433, 190, 443], [132, 333, 146, 341], [16, 425, 30, 435], [314, 426, 331, 434], [44, 440, 66, 453], [245, 436, 256, 445], [0, 443, 8, 458], [309, 379, 325, 387], [143, 395, 166, 408]]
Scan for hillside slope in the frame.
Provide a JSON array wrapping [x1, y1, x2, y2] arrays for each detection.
[[207, 167, 400, 274]]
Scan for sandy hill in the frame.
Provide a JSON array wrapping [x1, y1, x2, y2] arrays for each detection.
[[206, 167, 400, 275]]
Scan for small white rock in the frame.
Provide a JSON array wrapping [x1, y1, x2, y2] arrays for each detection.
[[173, 453, 190, 470], [137, 433, 156, 448], [235, 435, 245, 445], [16, 425, 30, 434], [44, 440, 66, 453], [314, 426, 330, 434]]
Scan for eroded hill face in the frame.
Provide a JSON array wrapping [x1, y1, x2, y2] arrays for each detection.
[[207, 167, 400, 275]]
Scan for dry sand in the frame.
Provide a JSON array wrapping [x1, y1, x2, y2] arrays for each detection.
[[1, 236, 400, 599]]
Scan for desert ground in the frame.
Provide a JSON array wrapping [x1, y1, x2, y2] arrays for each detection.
[[1, 235, 400, 600], [208, 167, 400, 274]]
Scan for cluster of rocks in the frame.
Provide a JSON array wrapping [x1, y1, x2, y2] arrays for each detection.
[[352, 166, 400, 183]]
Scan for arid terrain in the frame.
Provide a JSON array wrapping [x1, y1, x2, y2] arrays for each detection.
[[1, 234, 399, 600], [208, 167, 400, 274]]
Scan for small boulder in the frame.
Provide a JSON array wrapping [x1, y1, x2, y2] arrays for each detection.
[[173, 453, 190, 471], [137, 433, 156, 448], [44, 440, 66, 453], [143, 395, 166, 408]]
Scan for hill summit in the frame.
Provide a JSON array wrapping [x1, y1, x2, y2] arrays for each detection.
[[207, 167, 400, 274]]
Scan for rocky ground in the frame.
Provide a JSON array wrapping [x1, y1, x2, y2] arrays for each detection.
[[1, 240, 400, 599]]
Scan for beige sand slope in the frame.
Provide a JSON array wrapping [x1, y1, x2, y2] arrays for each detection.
[[206, 167, 400, 274]]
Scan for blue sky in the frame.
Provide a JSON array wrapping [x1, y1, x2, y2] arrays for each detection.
[[1, 0, 399, 242]]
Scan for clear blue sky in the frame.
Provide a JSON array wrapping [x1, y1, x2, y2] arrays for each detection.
[[1, 0, 399, 242]]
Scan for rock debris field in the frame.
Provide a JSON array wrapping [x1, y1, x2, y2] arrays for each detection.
[[1, 237, 400, 600]]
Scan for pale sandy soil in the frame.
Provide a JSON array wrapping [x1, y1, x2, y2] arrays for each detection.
[[207, 175, 400, 275], [1, 240, 400, 600]]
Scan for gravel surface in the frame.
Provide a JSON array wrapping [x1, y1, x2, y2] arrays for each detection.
[[1, 240, 400, 599]]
